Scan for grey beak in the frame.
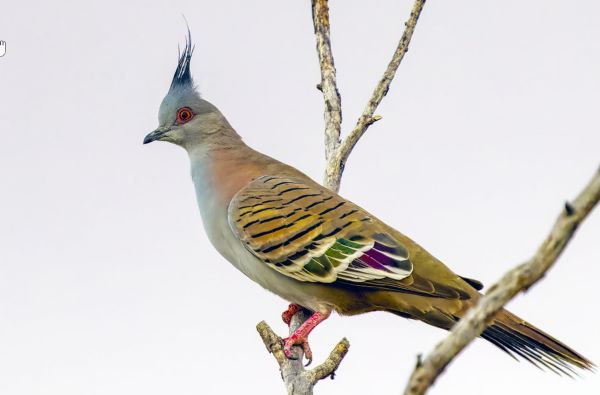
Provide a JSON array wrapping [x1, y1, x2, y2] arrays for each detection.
[[143, 128, 169, 145]]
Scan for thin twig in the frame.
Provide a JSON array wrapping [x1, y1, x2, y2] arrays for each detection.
[[307, 338, 350, 383], [403, 167, 600, 395], [325, 0, 427, 191]]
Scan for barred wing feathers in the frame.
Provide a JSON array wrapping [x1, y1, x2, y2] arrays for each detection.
[[228, 175, 469, 299]]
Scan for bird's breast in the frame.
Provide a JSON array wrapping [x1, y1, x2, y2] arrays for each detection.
[[188, 153, 351, 313]]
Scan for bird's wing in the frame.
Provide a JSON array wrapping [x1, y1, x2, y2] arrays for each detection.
[[228, 175, 469, 299]]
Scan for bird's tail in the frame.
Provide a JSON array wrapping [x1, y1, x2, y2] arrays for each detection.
[[481, 308, 594, 375]]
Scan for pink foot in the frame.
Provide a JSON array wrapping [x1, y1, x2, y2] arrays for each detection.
[[282, 311, 330, 364], [283, 333, 313, 363], [281, 303, 302, 326]]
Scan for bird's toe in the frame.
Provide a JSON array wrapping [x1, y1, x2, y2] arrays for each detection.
[[282, 335, 312, 363]]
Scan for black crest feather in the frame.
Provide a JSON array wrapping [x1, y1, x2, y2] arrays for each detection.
[[170, 26, 194, 91]]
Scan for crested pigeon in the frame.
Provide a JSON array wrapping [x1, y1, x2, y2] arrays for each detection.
[[143, 33, 593, 372]]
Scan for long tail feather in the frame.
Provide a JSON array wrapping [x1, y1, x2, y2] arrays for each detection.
[[481, 309, 594, 374]]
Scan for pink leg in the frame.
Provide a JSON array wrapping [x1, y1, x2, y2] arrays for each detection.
[[281, 303, 303, 326], [282, 311, 330, 364]]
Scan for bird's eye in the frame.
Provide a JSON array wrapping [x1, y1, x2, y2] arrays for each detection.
[[176, 107, 193, 124]]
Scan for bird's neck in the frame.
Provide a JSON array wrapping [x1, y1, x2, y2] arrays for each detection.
[[187, 137, 280, 257], [185, 127, 315, 259], [189, 142, 258, 202]]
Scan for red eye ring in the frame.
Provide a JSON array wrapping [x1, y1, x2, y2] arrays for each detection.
[[176, 107, 193, 124]]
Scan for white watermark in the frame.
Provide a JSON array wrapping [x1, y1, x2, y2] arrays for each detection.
[[0, 41, 6, 57]]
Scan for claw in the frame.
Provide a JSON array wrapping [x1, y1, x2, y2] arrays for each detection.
[[283, 335, 313, 363], [280, 310, 330, 364]]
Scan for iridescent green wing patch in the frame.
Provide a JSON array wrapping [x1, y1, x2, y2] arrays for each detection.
[[229, 175, 413, 284]]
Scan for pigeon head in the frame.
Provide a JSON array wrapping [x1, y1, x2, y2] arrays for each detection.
[[144, 29, 233, 149]]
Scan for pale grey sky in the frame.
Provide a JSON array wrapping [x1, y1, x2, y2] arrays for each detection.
[[1, 1, 599, 394]]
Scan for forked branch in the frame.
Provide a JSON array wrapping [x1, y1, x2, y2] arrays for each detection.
[[322, 0, 427, 191], [257, 0, 428, 393], [256, 310, 350, 395]]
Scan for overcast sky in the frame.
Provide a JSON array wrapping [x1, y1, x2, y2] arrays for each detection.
[[1, 1, 599, 394]]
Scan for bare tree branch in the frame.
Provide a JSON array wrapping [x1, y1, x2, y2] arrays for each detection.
[[403, 167, 600, 395], [326, 0, 427, 191], [257, 0, 428, 393], [306, 338, 351, 384]]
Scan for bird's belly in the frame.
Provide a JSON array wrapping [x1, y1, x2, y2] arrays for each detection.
[[200, 209, 333, 312], [193, 180, 357, 314]]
